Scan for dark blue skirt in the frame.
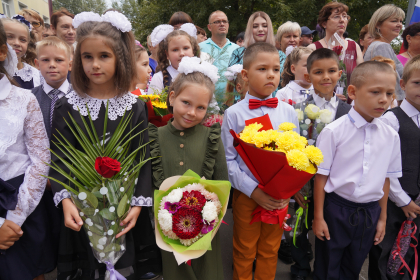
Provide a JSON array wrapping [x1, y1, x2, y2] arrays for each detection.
[[0, 175, 59, 280]]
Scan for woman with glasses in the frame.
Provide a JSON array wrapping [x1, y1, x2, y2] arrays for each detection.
[[18, 8, 44, 42], [397, 22, 420, 66]]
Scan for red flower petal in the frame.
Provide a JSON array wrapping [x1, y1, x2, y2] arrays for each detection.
[[172, 207, 203, 239]]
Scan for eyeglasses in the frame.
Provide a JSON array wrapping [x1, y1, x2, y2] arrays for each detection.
[[31, 21, 42, 28], [302, 34, 314, 38], [210, 20, 229, 25], [328, 14, 350, 21]]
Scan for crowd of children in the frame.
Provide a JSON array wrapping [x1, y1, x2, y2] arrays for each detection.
[[0, 4, 419, 280]]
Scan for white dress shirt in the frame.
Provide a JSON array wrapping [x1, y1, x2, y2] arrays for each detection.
[[380, 99, 420, 207], [312, 93, 339, 121], [148, 65, 179, 93], [316, 107, 402, 203], [276, 81, 314, 105], [221, 92, 299, 197], [42, 78, 70, 99]]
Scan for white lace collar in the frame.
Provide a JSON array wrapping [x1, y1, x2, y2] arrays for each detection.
[[66, 91, 138, 121], [15, 63, 36, 82]]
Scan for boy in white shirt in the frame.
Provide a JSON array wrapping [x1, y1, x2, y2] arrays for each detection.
[[312, 61, 402, 280]]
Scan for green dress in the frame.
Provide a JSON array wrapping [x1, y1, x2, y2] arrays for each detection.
[[149, 120, 228, 280]]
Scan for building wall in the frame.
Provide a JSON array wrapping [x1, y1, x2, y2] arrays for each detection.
[[1, 0, 50, 23]]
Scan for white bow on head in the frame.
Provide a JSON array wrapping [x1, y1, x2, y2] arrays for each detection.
[[224, 64, 243, 81], [177, 56, 219, 84], [150, 23, 197, 47], [73, 11, 132, 33]]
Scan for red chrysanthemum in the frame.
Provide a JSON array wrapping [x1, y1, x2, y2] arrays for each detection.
[[172, 207, 203, 239], [179, 190, 206, 210]]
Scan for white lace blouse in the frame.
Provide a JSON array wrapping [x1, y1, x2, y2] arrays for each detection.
[[0, 75, 50, 228], [14, 62, 41, 87]]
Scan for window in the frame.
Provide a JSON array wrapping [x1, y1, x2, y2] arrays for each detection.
[[43, 16, 49, 24], [2, 0, 11, 17], [18, 2, 27, 10]]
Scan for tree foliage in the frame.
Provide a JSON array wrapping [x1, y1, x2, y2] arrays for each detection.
[[52, 0, 107, 15], [113, 0, 408, 45]]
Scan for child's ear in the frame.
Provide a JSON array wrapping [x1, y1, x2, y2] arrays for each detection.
[[34, 58, 39, 68], [338, 69, 342, 79], [400, 79, 406, 91], [0, 44, 8, 62], [347, 85, 356, 100], [68, 59, 72, 72], [291, 64, 296, 75], [236, 82, 242, 93], [241, 69, 249, 83], [304, 73, 311, 84], [168, 90, 176, 106]]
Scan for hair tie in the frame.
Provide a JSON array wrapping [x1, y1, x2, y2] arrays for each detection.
[[11, 15, 32, 31], [224, 64, 243, 81], [73, 11, 132, 33], [177, 56, 219, 84], [150, 23, 197, 47]]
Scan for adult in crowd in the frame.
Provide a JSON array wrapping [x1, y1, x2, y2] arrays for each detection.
[[358, 24, 374, 57], [199, 10, 239, 103], [228, 12, 278, 66], [276, 21, 301, 55], [42, 23, 55, 39], [299, 26, 317, 47], [364, 4, 405, 102], [51, 8, 76, 47], [168, 11, 193, 29], [235, 31, 245, 47], [19, 8, 44, 42], [196, 25, 207, 43], [397, 22, 420, 66]]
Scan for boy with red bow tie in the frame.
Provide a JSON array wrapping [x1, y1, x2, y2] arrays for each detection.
[[221, 42, 299, 280]]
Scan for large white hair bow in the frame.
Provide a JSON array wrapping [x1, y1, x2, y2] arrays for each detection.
[[177, 56, 219, 84], [73, 11, 132, 33], [224, 64, 243, 81], [150, 23, 197, 47]]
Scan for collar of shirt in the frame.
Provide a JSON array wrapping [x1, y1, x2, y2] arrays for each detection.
[[289, 81, 313, 93], [205, 38, 233, 50], [43, 78, 70, 98], [347, 107, 380, 129], [312, 92, 338, 109], [167, 119, 197, 136], [167, 65, 179, 79], [400, 99, 420, 119], [244, 92, 274, 103], [0, 75, 12, 101]]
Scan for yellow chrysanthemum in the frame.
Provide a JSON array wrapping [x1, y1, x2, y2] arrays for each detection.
[[278, 122, 297, 132], [286, 149, 310, 171], [276, 131, 300, 152], [304, 146, 324, 166], [254, 131, 271, 148], [304, 163, 317, 174], [264, 146, 275, 151], [151, 100, 167, 109], [299, 136, 308, 146], [239, 123, 263, 144]]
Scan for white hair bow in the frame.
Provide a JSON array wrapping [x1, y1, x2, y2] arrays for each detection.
[[224, 64, 243, 81], [177, 56, 219, 84], [150, 23, 197, 47], [73, 11, 132, 33]]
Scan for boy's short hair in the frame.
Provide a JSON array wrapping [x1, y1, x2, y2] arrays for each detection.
[[306, 48, 339, 72], [402, 54, 420, 81], [36, 36, 72, 59], [243, 42, 279, 69], [350, 61, 397, 88]]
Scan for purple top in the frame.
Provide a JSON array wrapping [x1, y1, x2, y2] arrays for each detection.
[[397, 54, 409, 66]]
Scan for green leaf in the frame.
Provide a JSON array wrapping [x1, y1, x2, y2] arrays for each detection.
[[78, 190, 98, 208], [99, 208, 117, 220], [81, 207, 96, 216], [117, 194, 129, 218]]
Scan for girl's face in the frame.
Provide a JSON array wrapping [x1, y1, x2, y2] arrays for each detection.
[[166, 35, 194, 69], [280, 31, 300, 52], [377, 15, 403, 42], [53, 15, 76, 45], [197, 33, 207, 43], [291, 54, 310, 82], [23, 14, 43, 42], [169, 83, 211, 130], [253, 16, 268, 43], [4, 22, 28, 60], [323, 9, 349, 36], [136, 51, 152, 86], [80, 36, 116, 89]]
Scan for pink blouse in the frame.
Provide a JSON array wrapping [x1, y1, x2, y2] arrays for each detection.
[[397, 54, 409, 66]]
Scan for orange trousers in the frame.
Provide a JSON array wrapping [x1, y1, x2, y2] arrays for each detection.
[[232, 189, 284, 280]]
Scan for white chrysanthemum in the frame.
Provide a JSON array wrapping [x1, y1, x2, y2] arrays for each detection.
[[202, 201, 218, 222], [166, 188, 183, 203], [102, 11, 132, 32], [73, 12, 102, 28], [178, 57, 220, 84], [158, 209, 172, 231]]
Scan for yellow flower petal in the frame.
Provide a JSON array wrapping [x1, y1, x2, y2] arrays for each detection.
[[304, 146, 324, 166], [286, 149, 310, 171], [278, 122, 297, 132]]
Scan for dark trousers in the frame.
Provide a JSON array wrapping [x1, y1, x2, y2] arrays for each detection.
[[291, 199, 314, 277], [313, 192, 381, 280]]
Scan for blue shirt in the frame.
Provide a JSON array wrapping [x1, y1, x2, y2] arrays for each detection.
[[149, 57, 157, 77], [221, 92, 299, 197], [199, 38, 239, 105]]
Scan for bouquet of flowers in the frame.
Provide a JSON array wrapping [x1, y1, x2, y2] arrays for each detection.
[[138, 87, 173, 127], [154, 170, 231, 265], [230, 115, 323, 228], [202, 114, 223, 127], [387, 193, 420, 279], [46, 104, 151, 280]]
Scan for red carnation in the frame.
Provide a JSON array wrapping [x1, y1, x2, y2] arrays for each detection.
[[179, 190, 206, 210], [95, 157, 121, 178], [332, 46, 343, 56], [172, 207, 203, 239]]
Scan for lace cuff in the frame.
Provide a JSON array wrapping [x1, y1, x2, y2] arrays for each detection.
[[0, 217, 4, 229], [131, 196, 152, 207], [53, 189, 71, 206]]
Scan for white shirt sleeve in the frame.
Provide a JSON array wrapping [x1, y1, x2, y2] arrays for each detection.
[[5, 96, 50, 226], [316, 128, 336, 176], [386, 132, 402, 178], [389, 177, 411, 207], [380, 112, 399, 132]]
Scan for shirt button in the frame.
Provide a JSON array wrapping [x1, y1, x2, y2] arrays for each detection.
[[180, 161, 184, 166], [180, 132, 184, 136], [180, 144, 184, 148]]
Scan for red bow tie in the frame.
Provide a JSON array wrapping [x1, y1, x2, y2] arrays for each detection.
[[249, 98, 278, 110]]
